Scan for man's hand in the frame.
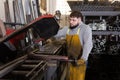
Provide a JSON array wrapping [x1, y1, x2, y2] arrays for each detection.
[[72, 59, 85, 66]]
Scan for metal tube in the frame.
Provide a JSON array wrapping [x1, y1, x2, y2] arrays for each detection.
[[29, 53, 74, 62], [26, 61, 44, 77], [12, 71, 30, 75]]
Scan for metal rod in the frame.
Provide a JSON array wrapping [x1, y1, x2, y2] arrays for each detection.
[[0, 55, 27, 78], [30, 63, 47, 80], [29, 53, 74, 62], [24, 60, 41, 64], [12, 71, 30, 75], [21, 64, 37, 69], [26, 61, 44, 77], [0, 55, 27, 70]]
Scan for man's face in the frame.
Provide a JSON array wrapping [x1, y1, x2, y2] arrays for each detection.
[[69, 17, 81, 27]]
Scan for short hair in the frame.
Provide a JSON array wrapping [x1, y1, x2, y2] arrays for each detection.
[[70, 11, 83, 20]]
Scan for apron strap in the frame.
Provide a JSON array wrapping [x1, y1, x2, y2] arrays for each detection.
[[77, 28, 80, 35], [67, 29, 70, 34]]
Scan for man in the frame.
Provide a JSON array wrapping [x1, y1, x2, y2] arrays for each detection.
[[55, 11, 93, 80]]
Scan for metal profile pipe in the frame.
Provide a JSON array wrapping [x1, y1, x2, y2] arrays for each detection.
[[0, 55, 27, 70], [0, 55, 27, 78], [28, 52, 75, 62], [24, 60, 41, 64], [26, 61, 44, 77], [11, 71, 31, 76], [21, 64, 37, 69], [30, 63, 47, 80]]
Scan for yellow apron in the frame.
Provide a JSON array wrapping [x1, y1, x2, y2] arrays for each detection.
[[66, 28, 86, 80]]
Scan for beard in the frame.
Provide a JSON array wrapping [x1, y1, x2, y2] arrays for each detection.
[[69, 24, 79, 29]]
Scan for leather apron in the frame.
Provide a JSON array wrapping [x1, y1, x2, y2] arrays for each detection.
[[66, 28, 86, 80]]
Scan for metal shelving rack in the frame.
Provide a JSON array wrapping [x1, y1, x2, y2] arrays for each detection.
[[92, 30, 120, 35]]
